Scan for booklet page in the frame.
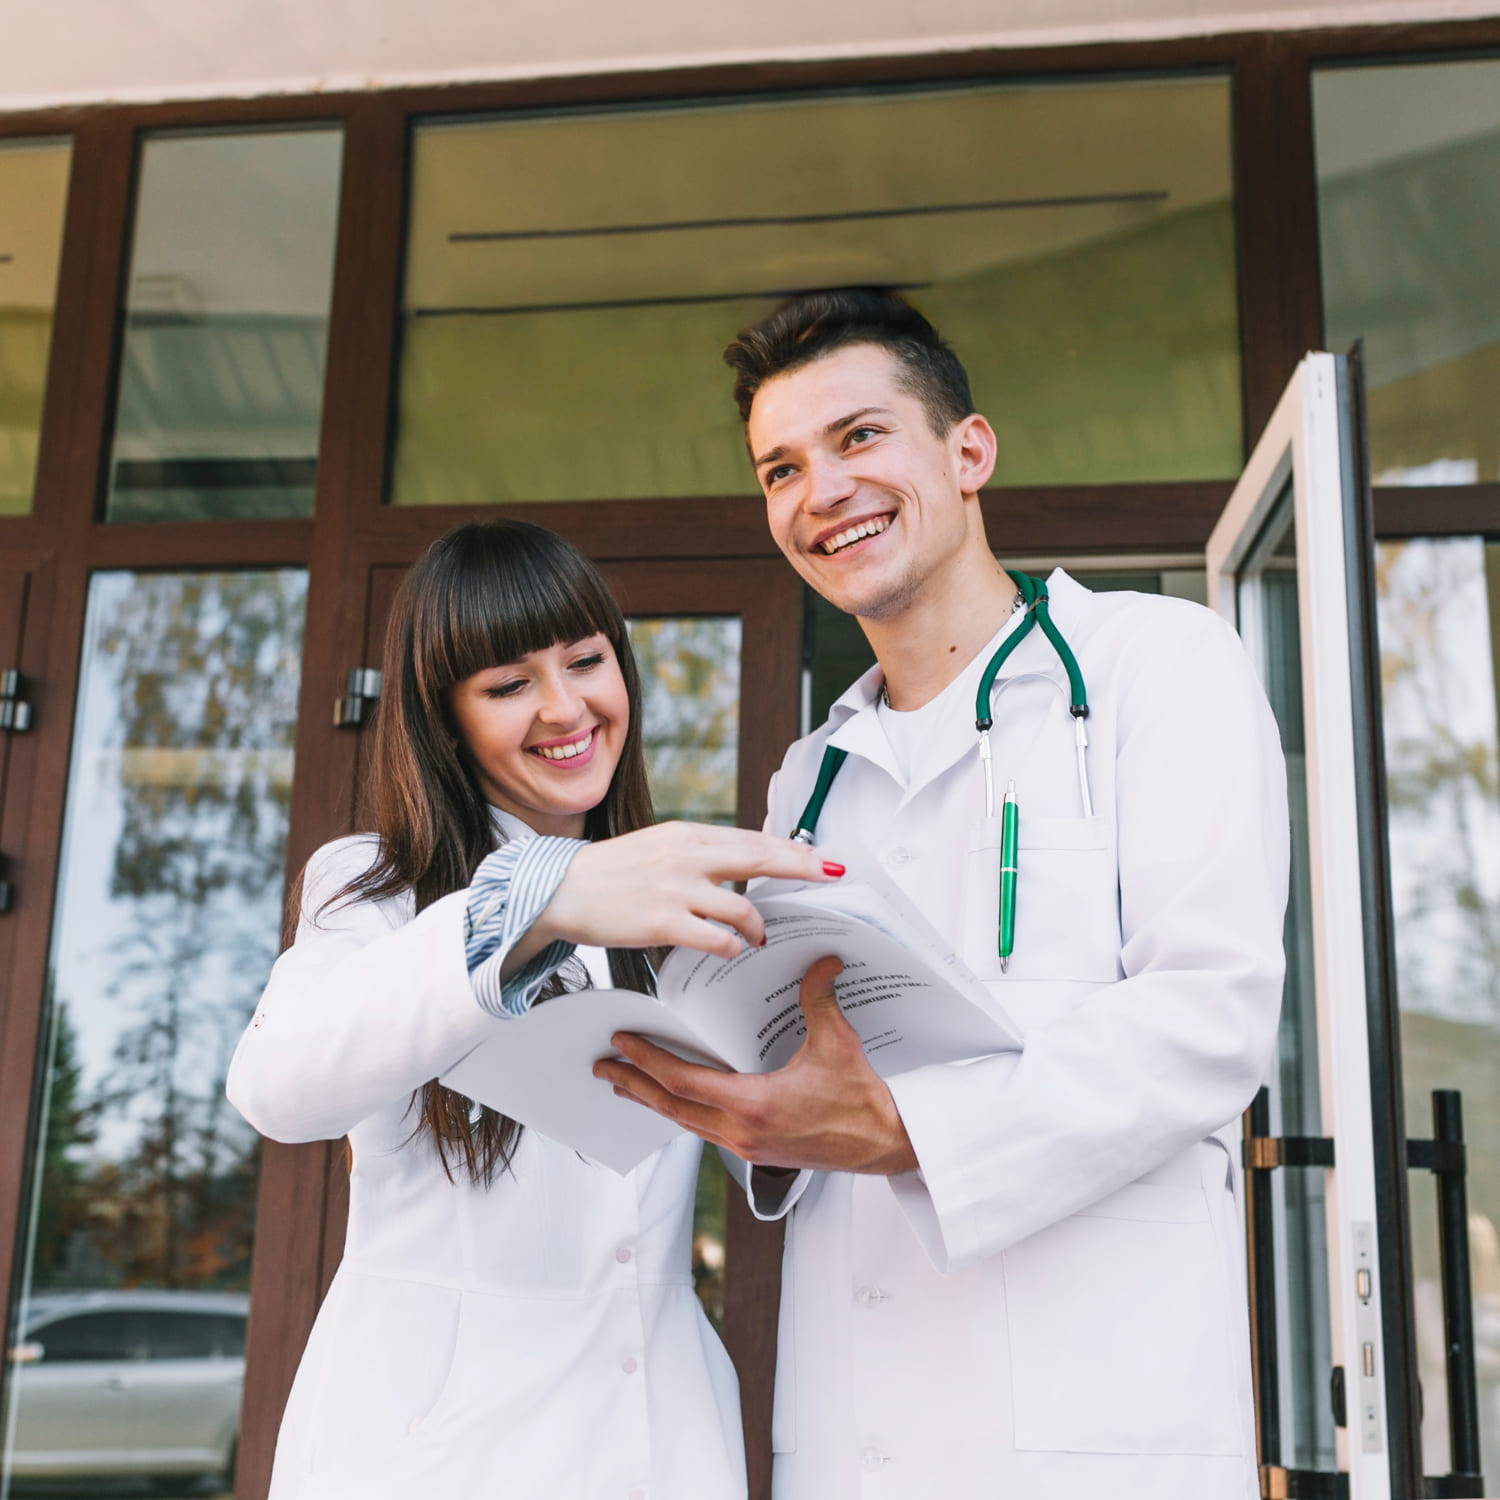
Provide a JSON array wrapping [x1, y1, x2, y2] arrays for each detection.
[[659, 886, 1018, 1074], [440, 859, 1019, 1174]]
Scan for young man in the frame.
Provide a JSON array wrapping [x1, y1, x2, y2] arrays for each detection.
[[597, 290, 1290, 1500]]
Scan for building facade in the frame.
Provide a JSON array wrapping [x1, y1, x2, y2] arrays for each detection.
[[0, 4, 1498, 1497]]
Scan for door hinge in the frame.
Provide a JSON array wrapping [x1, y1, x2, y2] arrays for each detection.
[[0, 669, 32, 732], [333, 668, 382, 728]]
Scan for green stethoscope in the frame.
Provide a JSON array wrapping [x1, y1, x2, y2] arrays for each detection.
[[790, 571, 1093, 965]]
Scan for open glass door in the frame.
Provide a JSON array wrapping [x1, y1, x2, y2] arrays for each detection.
[[1207, 352, 1430, 1500]]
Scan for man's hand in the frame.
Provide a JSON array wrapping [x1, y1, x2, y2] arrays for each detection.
[[592, 956, 919, 1176]]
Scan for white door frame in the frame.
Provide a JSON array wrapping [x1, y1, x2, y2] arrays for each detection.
[[1207, 352, 1392, 1498]]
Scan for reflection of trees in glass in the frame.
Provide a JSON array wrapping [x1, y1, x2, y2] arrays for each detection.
[[36, 570, 305, 1292], [628, 618, 739, 825], [1377, 539, 1500, 1482], [1377, 540, 1500, 1022], [28, 1002, 95, 1284]]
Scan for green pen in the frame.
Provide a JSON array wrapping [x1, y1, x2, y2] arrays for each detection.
[[999, 780, 1018, 972]]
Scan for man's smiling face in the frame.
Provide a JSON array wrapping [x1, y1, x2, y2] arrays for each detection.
[[749, 343, 992, 622]]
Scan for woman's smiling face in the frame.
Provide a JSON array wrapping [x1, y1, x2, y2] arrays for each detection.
[[447, 633, 630, 839]]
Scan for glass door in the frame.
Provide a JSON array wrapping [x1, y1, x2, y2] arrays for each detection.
[[1206, 354, 1404, 1500], [0, 567, 309, 1500], [1206, 352, 1490, 1500]]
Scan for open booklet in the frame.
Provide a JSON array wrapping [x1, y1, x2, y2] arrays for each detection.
[[441, 846, 1021, 1174]]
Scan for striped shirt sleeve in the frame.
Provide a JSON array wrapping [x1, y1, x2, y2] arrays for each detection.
[[465, 835, 586, 1019]]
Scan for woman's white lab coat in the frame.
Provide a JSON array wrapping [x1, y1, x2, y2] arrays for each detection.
[[750, 571, 1289, 1500], [226, 815, 746, 1500]]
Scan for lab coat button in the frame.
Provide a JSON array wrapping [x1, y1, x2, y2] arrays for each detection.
[[884, 845, 916, 866], [861, 1446, 887, 1471], [621, 1356, 639, 1374], [856, 1285, 884, 1309], [615, 1245, 632, 1264]]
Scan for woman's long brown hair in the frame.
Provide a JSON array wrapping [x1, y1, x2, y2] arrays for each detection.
[[325, 520, 656, 1183]]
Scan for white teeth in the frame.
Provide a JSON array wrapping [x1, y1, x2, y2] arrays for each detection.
[[820, 516, 891, 555], [535, 731, 594, 761]]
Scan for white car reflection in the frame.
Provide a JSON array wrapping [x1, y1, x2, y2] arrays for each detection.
[[6, 1289, 246, 1493]]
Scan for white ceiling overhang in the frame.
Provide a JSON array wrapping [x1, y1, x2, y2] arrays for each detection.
[[4, 0, 1500, 114]]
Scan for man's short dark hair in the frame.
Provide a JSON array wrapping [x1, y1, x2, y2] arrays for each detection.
[[723, 288, 974, 436]]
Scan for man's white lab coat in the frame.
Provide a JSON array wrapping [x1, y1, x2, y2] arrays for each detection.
[[749, 570, 1289, 1500]]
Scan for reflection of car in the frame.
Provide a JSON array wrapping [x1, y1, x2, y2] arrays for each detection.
[[6, 1288, 246, 1492]]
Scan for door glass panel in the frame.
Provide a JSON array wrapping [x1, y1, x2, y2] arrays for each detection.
[[0, 137, 71, 517], [1238, 490, 1337, 1469], [103, 128, 343, 522], [1315, 59, 1500, 486], [627, 614, 741, 1327], [391, 76, 1240, 505], [1375, 536, 1500, 1480], [1, 569, 307, 1500], [630, 616, 740, 826]]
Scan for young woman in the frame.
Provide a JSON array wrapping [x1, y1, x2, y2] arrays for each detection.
[[226, 520, 835, 1499]]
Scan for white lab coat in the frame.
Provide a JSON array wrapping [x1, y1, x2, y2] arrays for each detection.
[[226, 814, 746, 1500], [749, 570, 1289, 1500]]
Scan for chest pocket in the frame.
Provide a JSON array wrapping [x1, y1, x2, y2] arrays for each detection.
[[963, 815, 1120, 984]]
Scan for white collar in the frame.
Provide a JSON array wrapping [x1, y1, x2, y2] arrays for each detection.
[[820, 567, 1092, 800], [487, 803, 556, 845]]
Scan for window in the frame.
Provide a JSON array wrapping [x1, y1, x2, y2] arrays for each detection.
[[143, 1309, 246, 1360], [102, 128, 343, 522], [0, 137, 71, 517], [1316, 59, 1500, 487], [32, 1311, 145, 1363], [390, 77, 1240, 506]]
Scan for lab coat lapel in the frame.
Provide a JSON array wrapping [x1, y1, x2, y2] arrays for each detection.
[[824, 665, 903, 787]]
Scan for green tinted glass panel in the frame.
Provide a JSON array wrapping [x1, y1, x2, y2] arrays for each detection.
[[391, 78, 1240, 505], [1316, 60, 1500, 485], [0, 138, 71, 517], [104, 129, 343, 522], [1376, 538, 1500, 1480]]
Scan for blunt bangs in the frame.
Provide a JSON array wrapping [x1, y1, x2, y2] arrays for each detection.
[[410, 522, 625, 698]]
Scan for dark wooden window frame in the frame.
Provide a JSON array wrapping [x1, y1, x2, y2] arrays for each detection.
[[0, 18, 1497, 1500]]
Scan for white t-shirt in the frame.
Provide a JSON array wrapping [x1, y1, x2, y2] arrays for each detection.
[[875, 603, 1026, 784]]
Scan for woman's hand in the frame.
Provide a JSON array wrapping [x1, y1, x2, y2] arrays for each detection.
[[527, 822, 842, 959]]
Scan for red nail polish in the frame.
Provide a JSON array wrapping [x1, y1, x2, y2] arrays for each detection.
[[758, 934, 768, 947], [822, 861, 846, 877]]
